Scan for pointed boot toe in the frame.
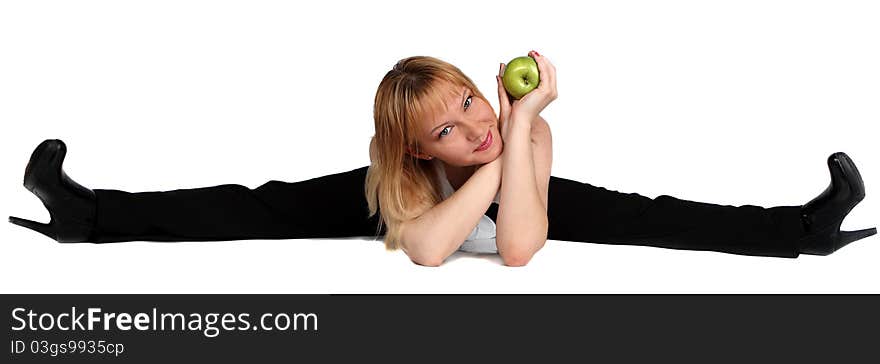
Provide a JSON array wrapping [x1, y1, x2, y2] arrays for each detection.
[[798, 152, 877, 255], [9, 139, 97, 243]]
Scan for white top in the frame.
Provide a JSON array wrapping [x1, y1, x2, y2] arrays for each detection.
[[433, 160, 501, 254]]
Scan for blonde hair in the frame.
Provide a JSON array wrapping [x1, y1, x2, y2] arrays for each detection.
[[365, 56, 489, 250]]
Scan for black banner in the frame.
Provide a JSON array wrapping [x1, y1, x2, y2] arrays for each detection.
[[4, 294, 878, 362]]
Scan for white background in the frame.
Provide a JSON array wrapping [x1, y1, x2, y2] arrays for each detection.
[[1, 0, 877, 293]]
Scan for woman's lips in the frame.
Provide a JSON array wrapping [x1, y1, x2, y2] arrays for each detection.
[[474, 130, 493, 152]]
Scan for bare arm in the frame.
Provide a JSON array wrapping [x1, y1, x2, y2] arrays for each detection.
[[530, 115, 553, 211], [496, 114, 549, 266], [400, 159, 502, 267], [493, 50, 556, 266]]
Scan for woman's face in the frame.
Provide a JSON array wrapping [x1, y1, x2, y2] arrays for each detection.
[[410, 83, 503, 167]]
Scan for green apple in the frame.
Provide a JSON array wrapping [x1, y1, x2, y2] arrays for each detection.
[[502, 55, 540, 99]]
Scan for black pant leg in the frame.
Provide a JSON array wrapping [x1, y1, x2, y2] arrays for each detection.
[[544, 176, 807, 258], [91, 166, 383, 243]]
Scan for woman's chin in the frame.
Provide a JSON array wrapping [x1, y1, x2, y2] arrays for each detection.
[[488, 145, 502, 160], [480, 150, 502, 164], [462, 146, 502, 167]]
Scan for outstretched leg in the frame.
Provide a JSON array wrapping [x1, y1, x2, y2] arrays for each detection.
[[92, 166, 384, 243], [543, 176, 807, 258], [10, 139, 385, 244]]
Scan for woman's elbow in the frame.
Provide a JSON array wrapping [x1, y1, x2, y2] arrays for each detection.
[[502, 253, 532, 267], [411, 257, 444, 267], [499, 247, 536, 267], [407, 250, 445, 267], [401, 238, 448, 267], [499, 239, 546, 267]]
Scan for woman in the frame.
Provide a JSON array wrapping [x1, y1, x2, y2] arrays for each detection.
[[9, 52, 877, 266]]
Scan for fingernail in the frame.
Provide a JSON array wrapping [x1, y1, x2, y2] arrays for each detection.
[[532, 50, 541, 57]]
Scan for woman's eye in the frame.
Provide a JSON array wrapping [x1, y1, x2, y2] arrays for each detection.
[[439, 126, 452, 138], [438, 95, 471, 138]]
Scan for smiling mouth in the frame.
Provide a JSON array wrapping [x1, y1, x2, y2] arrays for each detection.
[[474, 130, 492, 151]]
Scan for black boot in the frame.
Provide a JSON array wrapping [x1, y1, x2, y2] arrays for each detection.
[[8, 139, 96, 243], [798, 152, 877, 255]]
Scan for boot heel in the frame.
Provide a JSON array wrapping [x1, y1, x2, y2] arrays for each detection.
[[839, 227, 878, 246], [11, 139, 96, 243], [9, 216, 57, 240]]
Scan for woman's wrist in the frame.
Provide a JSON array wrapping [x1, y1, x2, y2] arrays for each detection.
[[503, 112, 533, 140], [479, 155, 503, 172], [478, 156, 503, 183]]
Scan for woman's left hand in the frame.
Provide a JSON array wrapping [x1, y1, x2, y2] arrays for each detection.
[[496, 50, 558, 137]]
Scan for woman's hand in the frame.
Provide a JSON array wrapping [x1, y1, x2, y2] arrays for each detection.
[[496, 50, 558, 133]]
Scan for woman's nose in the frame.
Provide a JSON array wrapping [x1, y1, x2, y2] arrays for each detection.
[[465, 119, 490, 141], [467, 126, 485, 141]]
